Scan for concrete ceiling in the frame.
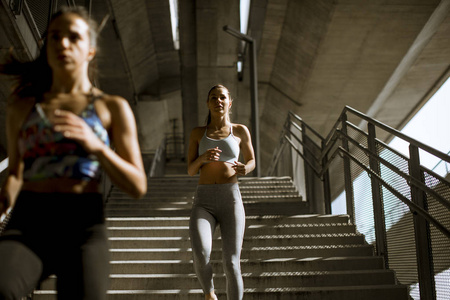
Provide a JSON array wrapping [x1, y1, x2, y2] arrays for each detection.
[[1, 0, 449, 174]]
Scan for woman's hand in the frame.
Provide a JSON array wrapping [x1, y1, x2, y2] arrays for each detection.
[[52, 109, 105, 154], [232, 161, 249, 176], [201, 147, 222, 163]]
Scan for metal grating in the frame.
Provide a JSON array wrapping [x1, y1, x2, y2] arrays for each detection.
[[26, 0, 51, 37], [25, 0, 89, 40], [352, 164, 375, 244], [383, 190, 419, 285], [423, 169, 450, 300], [329, 145, 345, 201]]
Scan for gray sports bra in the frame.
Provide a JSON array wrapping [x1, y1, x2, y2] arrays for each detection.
[[198, 126, 240, 164]]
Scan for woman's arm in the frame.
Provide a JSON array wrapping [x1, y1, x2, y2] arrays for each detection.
[[0, 99, 33, 217], [53, 95, 147, 198], [96, 96, 147, 198], [187, 128, 204, 176], [187, 127, 222, 176], [232, 124, 255, 176]]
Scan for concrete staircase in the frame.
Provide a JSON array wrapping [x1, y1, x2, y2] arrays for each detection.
[[32, 175, 410, 299]]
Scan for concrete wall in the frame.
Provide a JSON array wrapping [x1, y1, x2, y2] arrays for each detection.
[[135, 99, 168, 153]]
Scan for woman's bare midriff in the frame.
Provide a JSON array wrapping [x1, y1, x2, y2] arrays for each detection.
[[21, 178, 101, 194], [198, 162, 237, 184]]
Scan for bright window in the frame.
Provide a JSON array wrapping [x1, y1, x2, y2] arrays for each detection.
[[168, 0, 179, 50]]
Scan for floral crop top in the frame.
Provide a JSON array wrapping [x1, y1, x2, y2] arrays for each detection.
[[17, 98, 110, 181]]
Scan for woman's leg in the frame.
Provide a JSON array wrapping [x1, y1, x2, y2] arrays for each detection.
[[79, 223, 110, 299], [51, 192, 109, 300], [0, 237, 43, 300], [0, 193, 45, 300], [189, 202, 217, 295], [217, 184, 245, 300], [55, 223, 109, 300]]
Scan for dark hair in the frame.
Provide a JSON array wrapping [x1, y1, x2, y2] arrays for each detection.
[[205, 84, 232, 125], [0, 6, 98, 99]]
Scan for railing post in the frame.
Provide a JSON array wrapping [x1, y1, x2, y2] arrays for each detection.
[[321, 140, 331, 214], [409, 145, 436, 300], [302, 123, 314, 206], [341, 114, 355, 223], [287, 114, 294, 180], [367, 123, 388, 267]]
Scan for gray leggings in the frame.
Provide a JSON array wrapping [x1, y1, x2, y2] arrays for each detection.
[[189, 183, 245, 300]]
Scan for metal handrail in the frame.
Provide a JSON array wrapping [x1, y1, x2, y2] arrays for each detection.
[[149, 137, 167, 177], [344, 106, 450, 163], [268, 117, 325, 177], [432, 150, 450, 174], [284, 135, 321, 177], [268, 106, 450, 300], [339, 129, 450, 212], [270, 108, 450, 226], [288, 111, 324, 142]]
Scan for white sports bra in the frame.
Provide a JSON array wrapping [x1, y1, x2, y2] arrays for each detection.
[[198, 126, 240, 163]]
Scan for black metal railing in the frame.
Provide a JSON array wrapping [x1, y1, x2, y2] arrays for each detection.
[[165, 132, 184, 161], [149, 136, 167, 178], [267, 106, 450, 300]]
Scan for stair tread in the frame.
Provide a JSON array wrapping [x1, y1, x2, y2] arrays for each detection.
[[110, 244, 372, 252], [107, 224, 355, 230], [107, 269, 394, 278], [34, 284, 407, 293], [109, 233, 362, 239], [79, 177, 407, 299], [109, 256, 382, 263]]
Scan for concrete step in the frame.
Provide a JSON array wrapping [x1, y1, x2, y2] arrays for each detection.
[[109, 191, 300, 201], [107, 223, 357, 238], [105, 202, 310, 217], [109, 233, 365, 249], [105, 215, 351, 227], [140, 177, 295, 189], [239, 183, 296, 188], [233, 202, 310, 216], [110, 245, 374, 260], [238, 178, 294, 186], [106, 217, 191, 227], [38, 269, 398, 290], [132, 185, 299, 194], [246, 214, 349, 225], [110, 192, 195, 198], [242, 196, 304, 203], [32, 285, 410, 300], [108, 194, 303, 202], [145, 176, 291, 183], [108, 256, 385, 274], [112, 186, 298, 194], [105, 209, 193, 218], [106, 203, 193, 210]]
